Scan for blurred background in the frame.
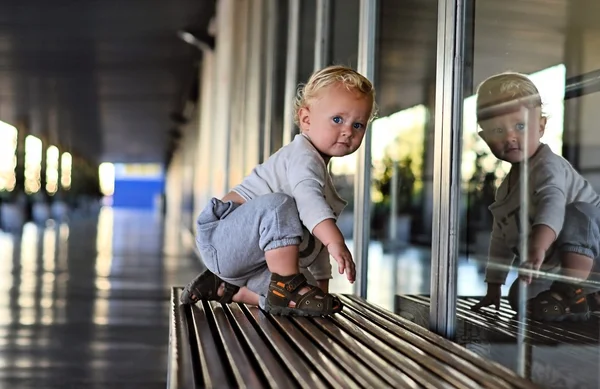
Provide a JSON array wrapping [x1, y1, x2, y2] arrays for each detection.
[[0, 0, 599, 387]]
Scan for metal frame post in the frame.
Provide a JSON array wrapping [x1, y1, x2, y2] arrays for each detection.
[[354, 0, 377, 299], [262, 0, 278, 161], [314, 0, 332, 71], [282, 0, 300, 146], [429, 0, 466, 338]]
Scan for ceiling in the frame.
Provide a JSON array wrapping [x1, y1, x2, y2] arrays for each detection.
[[0, 0, 214, 163]]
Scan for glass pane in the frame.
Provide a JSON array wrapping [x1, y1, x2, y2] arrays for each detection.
[[367, 0, 438, 311], [459, 0, 600, 387]]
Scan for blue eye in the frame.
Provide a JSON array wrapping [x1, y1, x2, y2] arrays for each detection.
[[353, 123, 364, 129], [332, 116, 342, 124], [515, 123, 525, 131]]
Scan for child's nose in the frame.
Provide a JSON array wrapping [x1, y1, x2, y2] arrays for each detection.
[[341, 124, 353, 136], [503, 128, 518, 141]]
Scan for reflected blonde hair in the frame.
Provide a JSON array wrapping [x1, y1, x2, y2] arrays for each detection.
[[476, 72, 543, 122], [293, 65, 377, 125]]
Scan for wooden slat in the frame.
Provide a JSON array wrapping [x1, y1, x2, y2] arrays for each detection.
[[313, 316, 421, 388], [243, 305, 329, 389], [225, 304, 295, 388], [169, 288, 541, 389], [206, 302, 265, 388], [339, 298, 481, 389], [291, 316, 391, 388], [347, 295, 539, 389], [269, 315, 360, 388], [189, 302, 229, 387]]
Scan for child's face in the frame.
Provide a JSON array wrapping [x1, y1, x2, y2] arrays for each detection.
[[478, 106, 546, 164], [297, 83, 372, 159]]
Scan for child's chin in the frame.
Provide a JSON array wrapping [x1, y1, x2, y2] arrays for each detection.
[[502, 151, 525, 163]]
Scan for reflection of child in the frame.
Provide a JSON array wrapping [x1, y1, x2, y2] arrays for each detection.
[[471, 72, 600, 321], [179, 65, 377, 316]]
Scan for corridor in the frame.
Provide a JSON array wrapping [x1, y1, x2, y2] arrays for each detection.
[[0, 208, 201, 388]]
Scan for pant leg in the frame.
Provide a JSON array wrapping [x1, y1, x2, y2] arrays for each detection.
[[555, 202, 600, 294], [196, 193, 303, 287]]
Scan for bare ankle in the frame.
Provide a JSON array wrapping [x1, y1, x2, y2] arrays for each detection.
[[231, 287, 260, 306], [265, 245, 300, 276]]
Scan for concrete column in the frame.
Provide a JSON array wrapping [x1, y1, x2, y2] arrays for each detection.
[[210, 0, 236, 197], [194, 52, 215, 219]]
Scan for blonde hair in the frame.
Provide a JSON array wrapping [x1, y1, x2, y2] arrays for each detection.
[[293, 65, 377, 125], [476, 72, 543, 122]]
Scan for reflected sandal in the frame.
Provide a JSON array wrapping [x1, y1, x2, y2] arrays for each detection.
[[528, 281, 590, 322]]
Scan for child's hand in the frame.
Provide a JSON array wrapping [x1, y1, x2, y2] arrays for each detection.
[[326, 242, 356, 283], [471, 283, 502, 311], [518, 247, 545, 284]]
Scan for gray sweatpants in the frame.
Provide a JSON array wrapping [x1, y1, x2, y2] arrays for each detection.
[[195, 193, 306, 308], [508, 201, 600, 310]]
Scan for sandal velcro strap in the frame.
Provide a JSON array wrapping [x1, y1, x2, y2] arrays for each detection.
[[550, 281, 584, 299], [219, 283, 240, 304], [283, 274, 308, 292]]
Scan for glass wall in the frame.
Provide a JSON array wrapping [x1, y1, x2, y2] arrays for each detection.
[[457, 0, 600, 387], [359, 0, 438, 310], [178, 3, 600, 386]]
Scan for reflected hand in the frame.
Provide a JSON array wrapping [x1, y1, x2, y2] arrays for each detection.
[[518, 247, 545, 284], [326, 242, 356, 283], [471, 283, 502, 312]]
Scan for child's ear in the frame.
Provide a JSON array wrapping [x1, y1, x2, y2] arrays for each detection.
[[298, 107, 311, 131], [539, 116, 547, 137]]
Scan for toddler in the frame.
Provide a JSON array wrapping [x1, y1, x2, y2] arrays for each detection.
[[180, 65, 376, 316], [471, 72, 600, 321]]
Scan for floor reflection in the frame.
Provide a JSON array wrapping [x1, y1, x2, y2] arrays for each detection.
[[0, 207, 202, 388]]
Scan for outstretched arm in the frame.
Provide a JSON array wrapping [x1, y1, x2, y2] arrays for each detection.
[[312, 219, 355, 282]]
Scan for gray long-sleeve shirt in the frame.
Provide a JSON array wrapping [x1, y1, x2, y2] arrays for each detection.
[[485, 144, 600, 284], [232, 134, 347, 280]]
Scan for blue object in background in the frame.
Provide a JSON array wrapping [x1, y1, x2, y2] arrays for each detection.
[[111, 163, 164, 209]]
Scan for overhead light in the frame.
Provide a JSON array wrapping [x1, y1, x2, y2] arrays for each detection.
[[177, 29, 215, 51]]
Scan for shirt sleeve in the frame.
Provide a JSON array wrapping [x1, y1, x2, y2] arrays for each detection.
[[307, 248, 333, 280], [530, 164, 567, 237], [484, 221, 516, 284], [287, 152, 336, 233]]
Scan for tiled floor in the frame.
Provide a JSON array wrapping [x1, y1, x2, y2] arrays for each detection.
[[0, 208, 202, 389]]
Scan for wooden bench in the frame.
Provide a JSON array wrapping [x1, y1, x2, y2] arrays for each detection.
[[168, 287, 538, 388], [395, 295, 600, 388]]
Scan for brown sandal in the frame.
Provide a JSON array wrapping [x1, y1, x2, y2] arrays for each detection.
[[180, 269, 240, 305], [264, 273, 343, 316]]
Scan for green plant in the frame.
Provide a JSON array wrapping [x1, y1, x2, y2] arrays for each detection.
[[373, 155, 416, 214]]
